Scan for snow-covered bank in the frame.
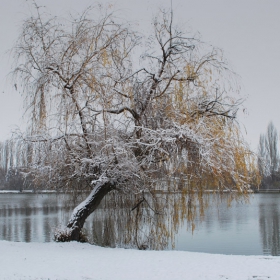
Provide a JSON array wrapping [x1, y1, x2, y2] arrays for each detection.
[[0, 190, 27, 194], [0, 190, 57, 194], [0, 241, 279, 280]]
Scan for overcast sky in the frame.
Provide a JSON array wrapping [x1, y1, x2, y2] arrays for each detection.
[[0, 0, 280, 151]]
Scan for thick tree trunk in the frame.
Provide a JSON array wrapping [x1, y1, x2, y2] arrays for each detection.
[[66, 180, 114, 241]]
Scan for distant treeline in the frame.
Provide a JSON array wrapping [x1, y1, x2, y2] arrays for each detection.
[[258, 122, 280, 189], [0, 140, 33, 191]]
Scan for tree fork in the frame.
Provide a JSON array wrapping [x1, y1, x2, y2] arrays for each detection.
[[66, 180, 115, 241]]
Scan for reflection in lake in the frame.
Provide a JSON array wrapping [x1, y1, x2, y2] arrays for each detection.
[[258, 194, 280, 256], [0, 193, 73, 243], [0, 192, 280, 255]]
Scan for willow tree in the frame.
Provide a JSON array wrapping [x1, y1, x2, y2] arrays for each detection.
[[12, 4, 259, 241]]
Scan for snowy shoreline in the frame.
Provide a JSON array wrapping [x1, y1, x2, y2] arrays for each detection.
[[0, 241, 279, 280], [0, 190, 57, 194]]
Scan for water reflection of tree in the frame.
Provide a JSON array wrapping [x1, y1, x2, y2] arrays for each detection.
[[0, 192, 250, 248], [259, 202, 280, 256], [86, 192, 245, 250], [0, 194, 75, 242]]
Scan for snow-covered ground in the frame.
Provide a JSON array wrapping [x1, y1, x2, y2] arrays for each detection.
[[0, 190, 57, 194], [0, 241, 279, 280], [0, 190, 25, 193]]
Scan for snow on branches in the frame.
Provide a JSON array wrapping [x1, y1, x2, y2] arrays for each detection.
[[12, 5, 259, 193]]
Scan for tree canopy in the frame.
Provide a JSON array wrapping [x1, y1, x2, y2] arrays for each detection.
[[12, 4, 260, 241]]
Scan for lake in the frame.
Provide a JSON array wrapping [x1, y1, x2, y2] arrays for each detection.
[[0, 192, 279, 256]]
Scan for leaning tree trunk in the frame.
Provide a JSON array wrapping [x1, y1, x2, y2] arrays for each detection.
[[65, 180, 114, 241]]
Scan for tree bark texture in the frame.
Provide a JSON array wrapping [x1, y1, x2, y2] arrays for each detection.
[[66, 180, 114, 241]]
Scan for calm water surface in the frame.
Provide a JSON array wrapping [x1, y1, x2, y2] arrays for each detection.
[[0, 193, 279, 256]]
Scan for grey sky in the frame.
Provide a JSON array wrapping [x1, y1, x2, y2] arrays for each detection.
[[0, 0, 280, 151]]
